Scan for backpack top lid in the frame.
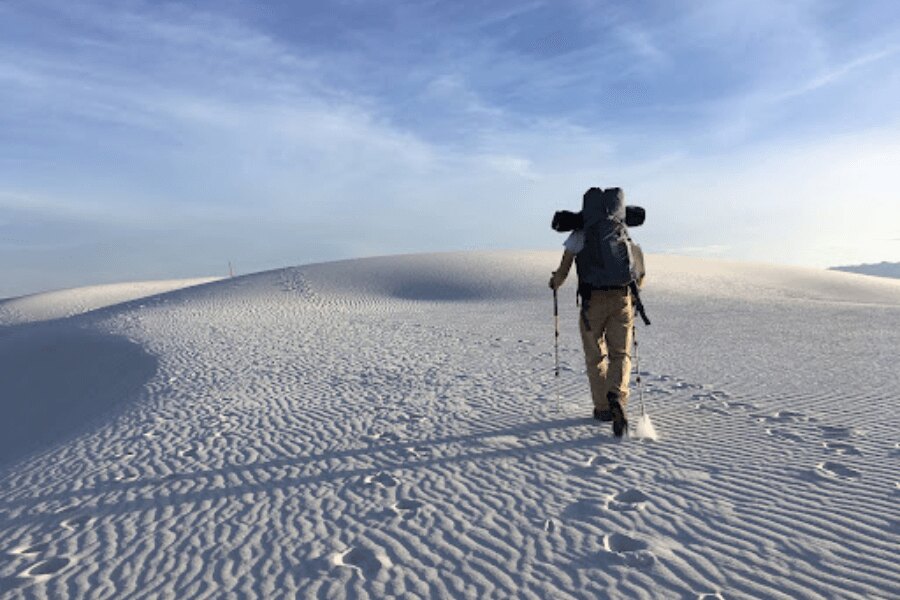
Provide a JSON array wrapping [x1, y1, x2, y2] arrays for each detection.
[[582, 187, 625, 227]]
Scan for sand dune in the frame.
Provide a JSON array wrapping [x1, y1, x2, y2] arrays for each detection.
[[0, 278, 221, 326], [0, 252, 898, 599], [832, 261, 900, 281]]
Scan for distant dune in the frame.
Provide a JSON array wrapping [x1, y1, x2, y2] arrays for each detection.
[[830, 261, 900, 280], [0, 277, 221, 326]]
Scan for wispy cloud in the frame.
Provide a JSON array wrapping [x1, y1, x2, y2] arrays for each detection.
[[778, 46, 900, 100], [2, 0, 900, 295]]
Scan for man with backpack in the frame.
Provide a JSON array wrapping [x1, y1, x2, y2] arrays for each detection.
[[549, 187, 646, 438]]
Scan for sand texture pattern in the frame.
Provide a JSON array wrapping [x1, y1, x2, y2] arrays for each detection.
[[1, 251, 898, 599]]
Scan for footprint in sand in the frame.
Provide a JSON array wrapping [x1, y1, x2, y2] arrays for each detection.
[[654, 374, 676, 382], [406, 445, 432, 458], [602, 533, 656, 567], [645, 385, 673, 396], [691, 390, 743, 409], [822, 441, 863, 456], [604, 533, 648, 552], [818, 425, 857, 440], [60, 513, 94, 531], [755, 411, 812, 425], [766, 428, 806, 443], [20, 557, 71, 579], [400, 412, 427, 423], [390, 499, 424, 519], [112, 468, 141, 482], [672, 381, 702, 391], [779, 410, 813, 422], [332, 546, 392, 579], [816, 461, 862, 480], [362, 431, 402, 444], [178, 446, 202, 459], [696, 593, 726, 600], [563, 498, 608, 520], [10, 543, 50, 557], [606, 489, 650, 512], [363, 472, 399, 488], [722, 400, 756, 411], [569, 455, 612, 477]]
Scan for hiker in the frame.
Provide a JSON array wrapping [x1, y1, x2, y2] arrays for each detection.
[[548, 187, 645, 437]]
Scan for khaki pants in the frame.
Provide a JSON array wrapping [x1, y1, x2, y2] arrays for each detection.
[[579, 288, 634, 410]]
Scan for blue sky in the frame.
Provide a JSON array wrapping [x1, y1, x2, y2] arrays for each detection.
[[2, 0, 899, 296]]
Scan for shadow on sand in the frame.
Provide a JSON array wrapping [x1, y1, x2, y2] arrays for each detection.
[[0, 323, 157, 467]]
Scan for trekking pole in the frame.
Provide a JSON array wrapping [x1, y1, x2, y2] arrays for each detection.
[[633, 324, 646, 417], [553, 285, 561, 413]]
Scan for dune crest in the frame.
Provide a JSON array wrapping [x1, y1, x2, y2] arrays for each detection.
[[0, 277, 221, 326]]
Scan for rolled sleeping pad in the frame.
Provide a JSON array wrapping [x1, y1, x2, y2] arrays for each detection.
[[551, 206, 645, 231], [551, 210, 583, 232], [625, 205, 645, 227]]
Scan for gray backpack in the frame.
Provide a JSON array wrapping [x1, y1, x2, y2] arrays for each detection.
[[575, 187, 643, 288], [576, 187, 650, 325]]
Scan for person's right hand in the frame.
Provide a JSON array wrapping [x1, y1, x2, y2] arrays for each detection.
[[548, 276, 558, 290]]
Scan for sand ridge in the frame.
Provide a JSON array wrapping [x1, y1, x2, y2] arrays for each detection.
[[0, 278, 222, 326]]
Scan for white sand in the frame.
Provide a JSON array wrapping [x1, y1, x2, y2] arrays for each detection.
[[1, 251, 898, 599], [0, 278, 222, 326], [631, 414, 658, 441]]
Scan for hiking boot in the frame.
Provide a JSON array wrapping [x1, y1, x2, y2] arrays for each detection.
[[593, 408, 613, 422], [607, 392, 628, 438]]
